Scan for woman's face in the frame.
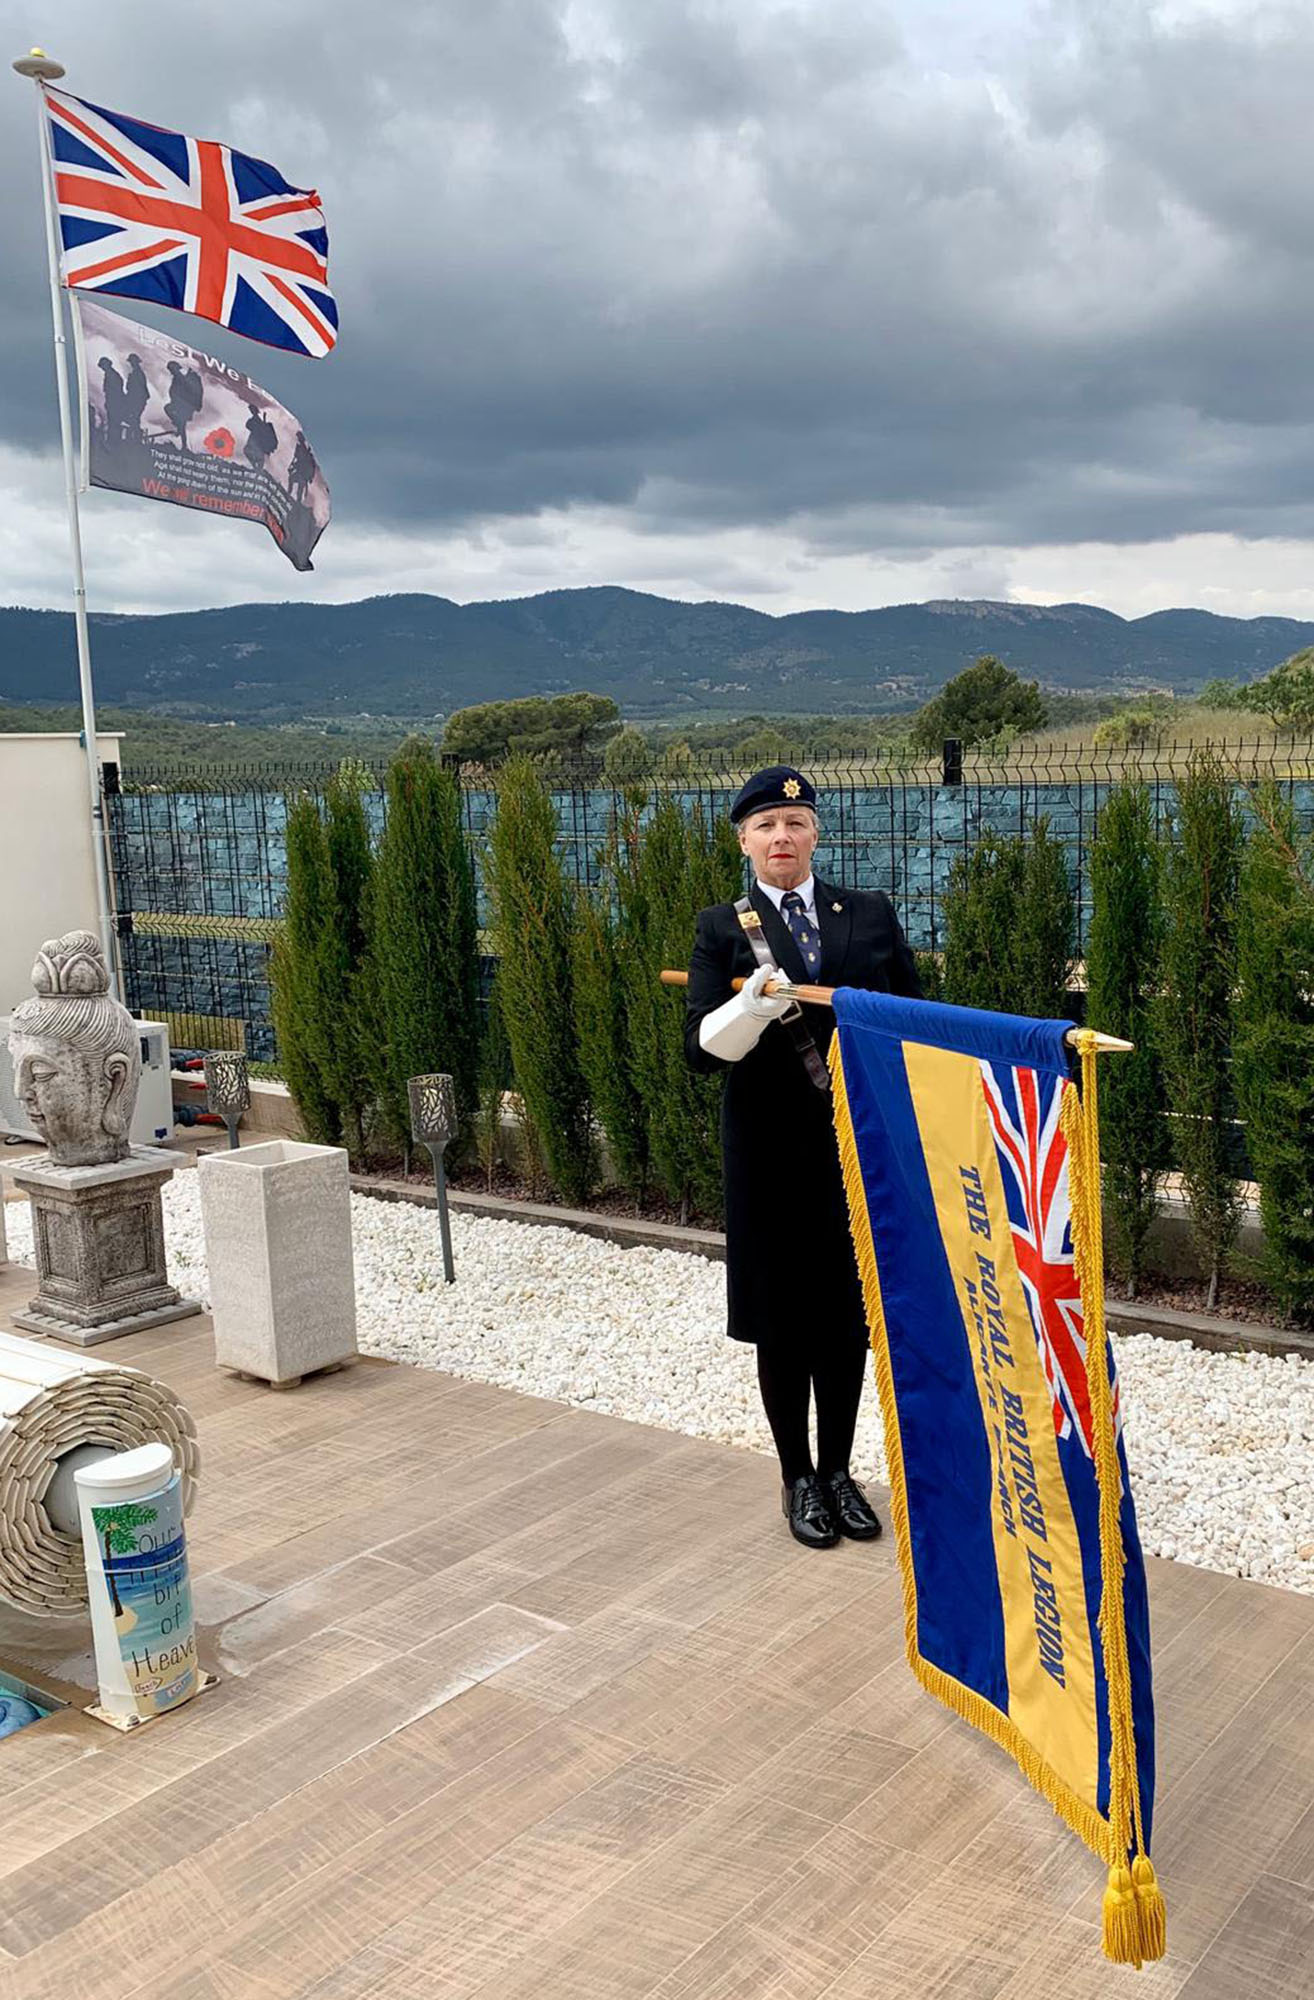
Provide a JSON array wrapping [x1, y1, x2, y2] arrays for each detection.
[[738, 805, 818, 890]]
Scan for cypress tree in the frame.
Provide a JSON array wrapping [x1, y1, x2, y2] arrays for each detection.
[[1234, 786, 1314, 1324], [943, 833, 1025, 1011], [942, 820, 1073, 1018], [320, 767, 375, 1163], [486, 758, 594, 1202], [1087, 780, 1166, 1295], [914, 950, 945, 1001], [614, 796, 739, 1222], [1158, 752, 1244, 1308], [270, 792, 342, 1145], [368, 738, 481, 1159], [572, 880, 649, 1200], [1013, 816, 1076, 1019], [472, 976, 512, 1191]]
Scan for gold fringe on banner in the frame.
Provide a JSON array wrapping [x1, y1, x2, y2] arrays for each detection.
[[1060, 1032, 1165, 1966], [829, 1031, 1166, 1967]]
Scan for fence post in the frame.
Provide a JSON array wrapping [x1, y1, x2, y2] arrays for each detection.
[[941, 738, 963, 786]]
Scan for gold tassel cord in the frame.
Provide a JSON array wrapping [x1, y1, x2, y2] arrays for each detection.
[[1061, 1034, 1165, 1967], [1133, 1854, 1168, 1961]]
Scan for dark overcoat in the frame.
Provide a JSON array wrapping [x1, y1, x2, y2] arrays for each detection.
[[684, 877, 923, 1345]]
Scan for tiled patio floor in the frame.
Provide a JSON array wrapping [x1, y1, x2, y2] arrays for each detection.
[[0, 1255, 1310, 2000]]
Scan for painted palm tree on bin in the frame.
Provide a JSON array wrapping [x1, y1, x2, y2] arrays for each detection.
[[95, 1503, 158, 1619]]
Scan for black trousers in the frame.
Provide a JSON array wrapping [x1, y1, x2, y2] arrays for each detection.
[[756, 1335, 868, 1487]]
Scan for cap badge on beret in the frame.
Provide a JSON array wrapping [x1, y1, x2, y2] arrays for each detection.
[[783, 778, 801, 799]]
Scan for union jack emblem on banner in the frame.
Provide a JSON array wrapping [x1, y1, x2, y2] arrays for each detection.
[[981, 1062, 1119, 1458], [44, 88, 337, 358]]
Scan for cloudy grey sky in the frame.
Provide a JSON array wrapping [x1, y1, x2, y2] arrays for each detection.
[[3, 0, 1314, 618]]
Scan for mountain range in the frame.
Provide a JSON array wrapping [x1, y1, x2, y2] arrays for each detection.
[[1, 588, 1306, 723]]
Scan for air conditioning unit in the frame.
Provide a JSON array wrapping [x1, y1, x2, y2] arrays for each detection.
[[0, 1017, 174, 1149]]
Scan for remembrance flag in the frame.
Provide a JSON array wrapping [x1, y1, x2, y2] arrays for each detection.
[[45, 86, 337, 358], [829, 989, 1163, 1967], [76, 295, 330, 571]]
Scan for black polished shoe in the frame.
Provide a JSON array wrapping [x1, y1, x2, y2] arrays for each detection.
[[782, 1474, 840, 1549], [824, 1469, 883, 1540]]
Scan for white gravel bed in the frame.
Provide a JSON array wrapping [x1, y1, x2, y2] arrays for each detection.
[[5, 1176, 1313, 1594]]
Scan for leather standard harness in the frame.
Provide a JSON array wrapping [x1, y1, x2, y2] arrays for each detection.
[[734, 896, 830, 1093]]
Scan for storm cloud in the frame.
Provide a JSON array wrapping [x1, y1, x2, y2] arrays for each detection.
[[3, 0, 1314, 614]]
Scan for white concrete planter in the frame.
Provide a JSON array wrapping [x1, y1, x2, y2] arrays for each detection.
[[198, 1141, 358, 1387]]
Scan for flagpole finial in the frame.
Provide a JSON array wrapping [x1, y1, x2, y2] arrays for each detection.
[[12, 48, 65, 80]]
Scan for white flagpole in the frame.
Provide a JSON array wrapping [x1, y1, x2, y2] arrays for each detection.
[[12, 47, 120, 998]]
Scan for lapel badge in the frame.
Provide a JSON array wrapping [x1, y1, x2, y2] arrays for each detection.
[[832, 901, 842, 912]]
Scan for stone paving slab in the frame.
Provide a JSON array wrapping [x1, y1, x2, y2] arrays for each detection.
[[0, 1263, 1311, 1999]]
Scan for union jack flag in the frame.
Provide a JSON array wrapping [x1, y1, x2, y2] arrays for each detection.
[[44, 88, 337, 359], [980, 1062, 1121, 1459]]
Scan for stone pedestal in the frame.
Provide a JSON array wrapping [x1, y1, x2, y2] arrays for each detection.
[[198, 1140, 358, 1387], [10, 1148, 201, 1346]]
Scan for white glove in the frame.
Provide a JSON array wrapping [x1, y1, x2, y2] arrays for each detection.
[[741, 964, 794, 1018], [698, 964, 793, 1061]]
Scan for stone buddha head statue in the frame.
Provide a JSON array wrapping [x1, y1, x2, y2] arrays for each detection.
[[8, 932, 141, 1167]]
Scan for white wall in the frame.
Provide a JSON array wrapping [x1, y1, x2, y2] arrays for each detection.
[[0, 733, 122, 1012]]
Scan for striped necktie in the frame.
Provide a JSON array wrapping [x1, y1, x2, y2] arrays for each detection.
[[780, 891, 821, 975]]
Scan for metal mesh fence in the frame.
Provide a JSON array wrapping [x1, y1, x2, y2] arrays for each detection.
[[107, 738, 1314, 1062]]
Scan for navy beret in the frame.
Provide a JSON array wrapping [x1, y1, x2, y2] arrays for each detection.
[[729, 765, 817, 825]]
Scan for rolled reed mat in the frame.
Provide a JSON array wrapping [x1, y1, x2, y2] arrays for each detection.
[[0, 1329, 199, 1617]]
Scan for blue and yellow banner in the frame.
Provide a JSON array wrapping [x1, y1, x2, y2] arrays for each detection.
[[830, 990, 1163, 1966]]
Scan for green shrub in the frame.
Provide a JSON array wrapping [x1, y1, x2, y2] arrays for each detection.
[[1087, 781, 1166, 1294], [472, 978, 512, 1192], [1158, 753, 1244, 1307], [617, 797, 742, 1220], [1234, 787, 1314, 1324], [914, 949, 945, 1002], [320, 768, 375, 1161], [658, 739, 694, 781], [942, 833, 1024, 1012], [270, 792, 342, 1146], [737, 728, 790, 767], [1014, 818, 1076, 1019], [367, 738, 481, 1159], [1093, 709, 1160, 752], [572, 885, 649, 1200], [602, 728, 654, 788], [942, 819, 1074, 1018], [487, 758, 594, 1202]]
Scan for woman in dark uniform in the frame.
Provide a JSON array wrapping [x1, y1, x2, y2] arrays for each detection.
[[685, 766, 923, 1548]]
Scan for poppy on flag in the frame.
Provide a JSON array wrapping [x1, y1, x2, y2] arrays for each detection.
[[44, 86, 337, 358], [828, 989, 1163, 1967]]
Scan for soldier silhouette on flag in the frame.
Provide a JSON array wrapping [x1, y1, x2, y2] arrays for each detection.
[[244, 406, 279, 475], [287, 429, 317, 504], [123, 354, 150, 441], [164, 360, 203, 452], [97, 356, 127, 447]]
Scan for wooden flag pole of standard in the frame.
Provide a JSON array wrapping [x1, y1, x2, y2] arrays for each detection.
[[658, 971, 1135, 1055], [12, 46, 120, 998]]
